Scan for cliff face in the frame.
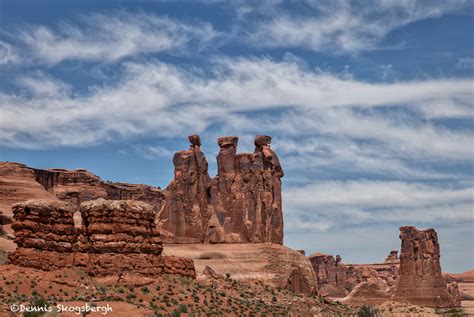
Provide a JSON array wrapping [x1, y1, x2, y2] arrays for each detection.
[[156, 134, 284, 244], [391, 226, 457, 307], [0, 162, 59, 218], [33, 168, 165, 211], [8, 199, 195, 278]]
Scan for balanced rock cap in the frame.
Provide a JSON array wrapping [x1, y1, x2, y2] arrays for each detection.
[[188, 134, 201, 147], [217, 136, 238, 148], [254, 135, 272, 146]]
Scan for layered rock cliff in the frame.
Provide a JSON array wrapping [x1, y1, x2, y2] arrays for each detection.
[[8, 199, 195, 278], [0, 162, 165, 219], [34, 168, 165, 210]]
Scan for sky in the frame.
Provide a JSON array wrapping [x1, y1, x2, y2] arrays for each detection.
[[0, 0, 473, 273]]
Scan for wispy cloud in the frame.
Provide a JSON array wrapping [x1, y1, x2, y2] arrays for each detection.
[[1, 58, 472, 159], [4, 12, 218, 65], [283, 180, 473, 232], [241, 0, 467, 54], [135, 145, 175, 160], [0, 40, 17, 64]]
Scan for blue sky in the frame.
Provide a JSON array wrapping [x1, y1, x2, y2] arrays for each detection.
[[0, 0, 473, 272]]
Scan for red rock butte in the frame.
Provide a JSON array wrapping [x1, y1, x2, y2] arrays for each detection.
[[391, 226, 458, 307]]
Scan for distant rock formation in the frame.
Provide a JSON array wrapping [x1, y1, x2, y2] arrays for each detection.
[[8, 199, 195, 278], [391, 226, 457, 307], [34, 168, 165, 211], [1, 134, 283, 245], [0, 162, 165, 219], [157, 134, 284, 244], [308, 251, 399, 298], [308, 253, 347, 297], [384, 250, 399, 264], [0, 162, 59, 219]]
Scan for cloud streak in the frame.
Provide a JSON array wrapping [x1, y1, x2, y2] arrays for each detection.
[[243, 0, 467, 53], [4, 12, 218, 65], [283, 180, 473, 232]]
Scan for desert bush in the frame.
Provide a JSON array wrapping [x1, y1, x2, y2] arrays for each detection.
[[358, 304, 378, 317]]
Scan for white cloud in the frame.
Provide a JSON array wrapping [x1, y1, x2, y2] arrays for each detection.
[[283, 180, 473, 231], [0, 58, 472, 164], [244, 0, 467, 53], [136, 145, 175, 160], [12, 12, 218, 65], [17, 72, 71, 97], [0, 41, 17, 64]]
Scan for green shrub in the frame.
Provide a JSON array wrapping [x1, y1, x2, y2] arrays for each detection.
[[141, 286, 150, 294], [358, 305, 377, 317]]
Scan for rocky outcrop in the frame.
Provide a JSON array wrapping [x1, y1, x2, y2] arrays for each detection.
[[308, 253, 347, 297], [391, 226, 457, 307], [0, 162, 165, 220], [78, 199, 163, 254], [0, 162, 58, 218], [8, 199, 195, 278], [309, 250, 400, 298], [157, 135, 213, 243], [342, 280, 392, 306], [384, 250, 399, 264], [156, 135, 284, 244], [162, 243, 316, 294], [34, 168, 165, 211], [210, 135, 284, 244]]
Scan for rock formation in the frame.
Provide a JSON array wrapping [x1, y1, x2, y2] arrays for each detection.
[[162, 243, 317, 294], [0, 162, 165, 220], [309, 250, 400, 298], [8, 199, 195, 278], [34, 168, 165, 211], [210, 135, 284, 243], [1, 134, 284, 245], [391, 226, 457, 307], [156, 134, 284, 244], [308, 253, 347, 297], [342, 280, 392, 306], [0, 162, 58, 219], [157, 134, 213, 243], [384, 250, 399, 264]]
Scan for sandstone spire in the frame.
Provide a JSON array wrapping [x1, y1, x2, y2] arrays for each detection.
[[391, 226, 457, 307]]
